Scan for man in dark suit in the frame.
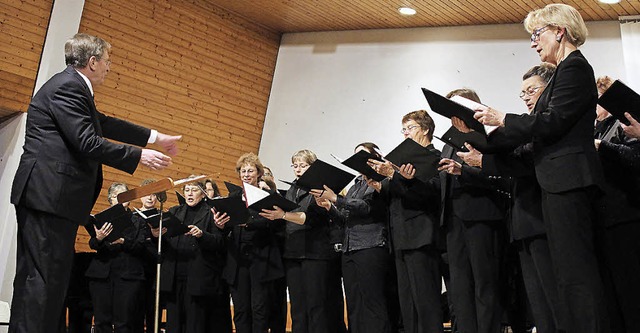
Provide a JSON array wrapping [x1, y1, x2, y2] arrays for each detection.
[[9, 33, 181, 333]]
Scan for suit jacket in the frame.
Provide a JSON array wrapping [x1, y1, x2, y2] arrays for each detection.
[[488, 51, 604, 194], [383, 144, 441, 251], [283, 181, 334, 260], [84, 212, 148, 280], [159, 202, 225, 296], [440, 144, 508, 225], [482, 144, 546, 241], [221, 204, 285, 286], [11, 66, 150, 224]]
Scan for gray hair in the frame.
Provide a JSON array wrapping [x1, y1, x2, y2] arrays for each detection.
[[65, 33, 111, 68], [522, 63, 556, 84], [107, 182, 129, 205]]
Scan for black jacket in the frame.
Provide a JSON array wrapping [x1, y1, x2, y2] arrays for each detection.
[[221, 198, 285, 285], [328, 176, 388, 253], [487, 50, 604, 194], [84, 210, 148, 280], [283, 181, 334, 260], [159, 202, 225, 296], [11, 66, 150, 224], [383, 144, 441, 251]]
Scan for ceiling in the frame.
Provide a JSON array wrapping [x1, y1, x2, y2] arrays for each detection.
[[208, 0, 640, 33]]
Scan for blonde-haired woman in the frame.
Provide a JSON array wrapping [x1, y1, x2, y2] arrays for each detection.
[[475, 4, 608, 333], [261, 149, 342, 333]]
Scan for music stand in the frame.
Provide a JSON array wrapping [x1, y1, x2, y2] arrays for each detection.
[[117, 175, 207, 333]]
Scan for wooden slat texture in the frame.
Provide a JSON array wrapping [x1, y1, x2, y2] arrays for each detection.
[[206, 0, 640, 33], [0, 0, 53, 119], [75, 0, 280, 252]]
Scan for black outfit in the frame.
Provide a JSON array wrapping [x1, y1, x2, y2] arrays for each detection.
[[159, 201, 225, 333], [283, 181, 337, 333], [221, 191, 285, 333], [484, 50, 608, 333], [483, 143, 565, 333], [65, 252, 95, 333], [10, 66, 150, 333], [382, 143, 443, 333], [85, 209, 149, 333], [440, 141, 507, 333], [595, 120, 640, 333], [327, 175, 391, 333]]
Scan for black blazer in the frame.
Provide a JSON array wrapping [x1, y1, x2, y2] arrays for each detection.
[[11, 66, 150, 224], [221, 203, 285, 286], [440, 145, 508, 225], [597, 136, 640, 227], [283, 182, 334, 260], [489, 50, 604, 194], [159, 202, 225, 296], [328, 176, 388, 252], [482, 144, 546, 241], [383, 144, 441, 251], [84, 211, 148, 281]]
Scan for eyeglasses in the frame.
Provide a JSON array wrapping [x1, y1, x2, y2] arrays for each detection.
[[400, 125, 420, 134], [519, 86, 543, 99], [291, 163, 309, 169], [530, 25, 551, 42]]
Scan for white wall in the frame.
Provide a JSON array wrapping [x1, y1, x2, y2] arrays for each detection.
[[0, 0, 85, 326], [259, 21, 625, 184]]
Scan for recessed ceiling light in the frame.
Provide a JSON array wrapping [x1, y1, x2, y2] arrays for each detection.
[[398, 7, 417, 15], [599, 0, 620, 3]]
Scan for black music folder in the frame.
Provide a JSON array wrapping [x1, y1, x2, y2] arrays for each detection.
[[243, 182, 299, 212], [435, 126, 488, 152], [293, 159, 355, 193], [385, 138, 441, 182], [224, 181, 244, 197], [135, 208, 190, 238], [90, 204, 133, 243], [207, 195, 249, 227], [422, 88, 488, 135], [598, 80, 640, 126], [339, 150, 386, 182], [175, 191, 186, 206]]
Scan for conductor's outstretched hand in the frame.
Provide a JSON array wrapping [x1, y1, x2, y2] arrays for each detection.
[[156, 132, 182, 156]]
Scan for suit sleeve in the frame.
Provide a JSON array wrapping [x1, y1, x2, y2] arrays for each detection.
[[49, 81, 144, 174], [503, 57, 596, 145]]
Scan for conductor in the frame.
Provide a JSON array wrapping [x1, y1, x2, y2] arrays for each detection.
[[9, 33, 181, 333]]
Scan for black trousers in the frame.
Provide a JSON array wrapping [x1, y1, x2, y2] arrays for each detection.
[[165, 279, 211, 333], [230, 256, 272, 333], [395, 246, 443, 333], [9, 205, 78, 333], [541, 188, 609, 333], [600, 221, 640, 333], [207, 286, 233, 333], [89, 277, 144, 333], [342, 247, 390, 333], [446, 217, 503, 333], [285, 258, 332, 333], [266, 277, 287, 333], [517, 236, 564, 333]]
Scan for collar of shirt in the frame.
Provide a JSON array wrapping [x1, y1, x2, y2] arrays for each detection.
[[74, 69, 94, 96]]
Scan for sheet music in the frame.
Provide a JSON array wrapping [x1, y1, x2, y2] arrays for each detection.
[[242, 182, 269, 206], [449, 95, 499, 135], [172, 174, 207, 187]]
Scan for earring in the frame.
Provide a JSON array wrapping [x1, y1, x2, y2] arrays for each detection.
[[556, 35, 562, 42]]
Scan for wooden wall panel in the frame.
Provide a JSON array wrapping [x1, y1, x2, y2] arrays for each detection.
[[0, 0, 53, 119], [75, 0, 280, 251]]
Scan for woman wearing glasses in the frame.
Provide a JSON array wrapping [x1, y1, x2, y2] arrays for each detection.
[[368, 110, 443, 333], [474, 4, 608, 333], [260, 150, 339, 333]]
